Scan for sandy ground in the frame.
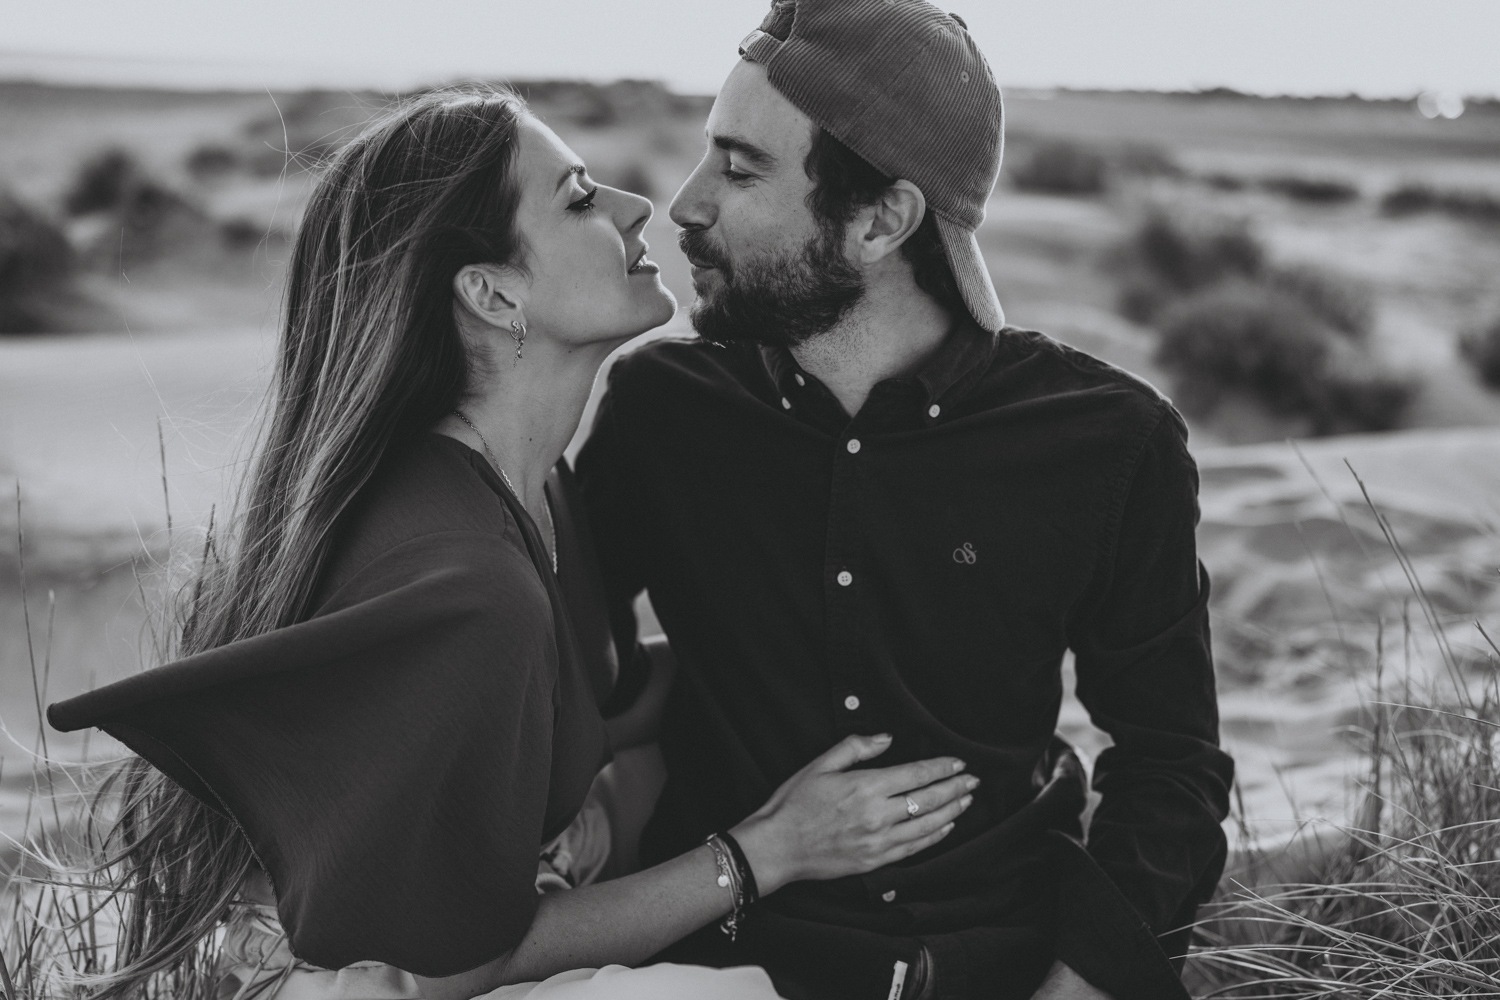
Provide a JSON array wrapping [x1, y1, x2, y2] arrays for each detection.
[[5, 322, 1496, 855]]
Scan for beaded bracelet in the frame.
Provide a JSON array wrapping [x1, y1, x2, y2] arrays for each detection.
[[705, 833, 745, 941], [717, 830, 760, 906]]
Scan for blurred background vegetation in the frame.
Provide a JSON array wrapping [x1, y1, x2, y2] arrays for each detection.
[[5, 81, 1500, 441]]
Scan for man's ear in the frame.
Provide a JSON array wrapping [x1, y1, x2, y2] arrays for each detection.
[[453, 264, 525, 328], [855, 180, 927, 264]]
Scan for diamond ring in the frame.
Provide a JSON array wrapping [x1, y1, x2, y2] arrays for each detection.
[[905, 795, 921, 817]]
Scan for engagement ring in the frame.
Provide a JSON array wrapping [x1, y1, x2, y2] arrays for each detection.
[[905, 795, 921, 817]]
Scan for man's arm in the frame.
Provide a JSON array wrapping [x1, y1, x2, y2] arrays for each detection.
[[1057, 409, 1234, 996]]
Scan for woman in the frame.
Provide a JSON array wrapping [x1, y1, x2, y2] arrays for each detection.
[[47, 88, 976, 1000]]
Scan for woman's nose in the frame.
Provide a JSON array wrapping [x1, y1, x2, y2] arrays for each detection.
[[613, 188, 653, 236]]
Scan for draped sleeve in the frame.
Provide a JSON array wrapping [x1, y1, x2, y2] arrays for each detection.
[[49, 528, 575, 978]]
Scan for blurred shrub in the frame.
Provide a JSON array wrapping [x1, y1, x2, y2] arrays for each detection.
[[1203, 172, 1248, 192], [1460, 315, 1500, 389], [1156, 283, 1412, 434], [1258, 174, 1360, 204], [111, 181, 213, 262], [1381, 182, 1500, 224], [219, 217, 265, 251], [516, 80, 712, 127], [1112, 143, 1182, 178], [598, 161, 655, 200], [1116, 212, 1264, 322], [0, 192, 76, 333], [185, 144, 240, 181], [1007, 140, 1108, 195], [1265, 265, 1374, 341], [64, 148, 141, 215], [243, 92, 357, 176]]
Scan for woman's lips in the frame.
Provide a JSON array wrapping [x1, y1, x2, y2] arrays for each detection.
[[627, 246, 658, 275]]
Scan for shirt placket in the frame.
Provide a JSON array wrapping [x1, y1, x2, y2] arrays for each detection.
[[823, 419, 873, 735]]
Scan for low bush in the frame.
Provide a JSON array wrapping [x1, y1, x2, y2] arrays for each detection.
[[0, 192, 75, 333], [219, 216, 264, 251], [1382, 183, 1500, 224], [1460, 315, 1500, 388], [111, 181, 213, 263], [1155, 283, 1412, 434], [1258, 174, 1361, 204], [185, 143, 240, 181], [1112, 143, 1182, 178], [1116, 212, 1265, 322], [1007, 140, 1108, 195], [598, 161, 655, 200], [1265, 266, 1374, 341], [1203, 172, 1249, 192], [63, 148, 140, 216]]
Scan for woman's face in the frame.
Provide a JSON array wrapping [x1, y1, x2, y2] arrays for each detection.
[[510, 116, 675, 347]]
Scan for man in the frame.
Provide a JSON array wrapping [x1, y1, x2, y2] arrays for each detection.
[[577, 1, 1234, 997]]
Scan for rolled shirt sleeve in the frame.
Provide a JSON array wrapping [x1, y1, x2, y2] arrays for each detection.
[[1061, 409, 1234, 974]]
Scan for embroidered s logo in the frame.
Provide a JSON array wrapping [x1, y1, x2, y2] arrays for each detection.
[[952, 542, 977, 565]]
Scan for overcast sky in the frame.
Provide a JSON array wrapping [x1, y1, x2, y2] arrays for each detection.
[[2, 0, 1497, 98]]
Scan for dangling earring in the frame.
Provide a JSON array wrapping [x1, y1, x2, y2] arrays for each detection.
[[509, 320, 527, 366]]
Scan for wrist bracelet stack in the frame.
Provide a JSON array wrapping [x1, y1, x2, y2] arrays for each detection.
[[705, 831, 760, 941]]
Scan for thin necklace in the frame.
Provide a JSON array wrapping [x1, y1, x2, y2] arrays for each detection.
[[452, 409, 558, 575]]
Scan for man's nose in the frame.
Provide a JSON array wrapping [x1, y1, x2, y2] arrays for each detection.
[[669, 158, 715, 231]]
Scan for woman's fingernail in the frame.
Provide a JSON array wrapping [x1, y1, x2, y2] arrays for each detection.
[[960, 795, 973, 809], [874, 733, 893, 742], [964, 775, 980, 790], [952, 759, 966, 772], [943, 822, 955, 834]]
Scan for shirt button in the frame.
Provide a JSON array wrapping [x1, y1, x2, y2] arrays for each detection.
[[928, 403, 941, 418], [837, 570, 853, 587], [846, 438, 861, 454], [781, 397, 792, 410], [843, 694, 861, 711], [882, 889, 897, 903], [794, 373, 806, 387]]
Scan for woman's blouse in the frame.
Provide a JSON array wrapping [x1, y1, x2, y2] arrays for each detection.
[[49, 433, 612, 977]]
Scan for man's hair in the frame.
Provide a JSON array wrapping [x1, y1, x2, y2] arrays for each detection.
[[802, 126, 967, 319], [761, 0, 966, 319]]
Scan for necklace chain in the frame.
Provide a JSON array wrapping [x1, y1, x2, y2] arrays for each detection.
[[452, 409, 558, 575]]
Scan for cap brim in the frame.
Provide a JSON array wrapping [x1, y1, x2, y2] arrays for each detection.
[[935, 215, 1004, 333]]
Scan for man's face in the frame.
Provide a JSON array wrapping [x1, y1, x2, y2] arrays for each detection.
[[669, 60, 863, 347]]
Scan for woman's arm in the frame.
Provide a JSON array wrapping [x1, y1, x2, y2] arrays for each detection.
[[414, 734, 979, 1000], [603, 635, 675, 752]]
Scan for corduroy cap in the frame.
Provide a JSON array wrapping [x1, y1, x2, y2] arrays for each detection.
[[739, 0, 1005, 332]]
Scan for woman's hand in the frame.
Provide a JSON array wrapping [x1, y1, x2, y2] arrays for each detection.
[[730, 733, 977, 895]]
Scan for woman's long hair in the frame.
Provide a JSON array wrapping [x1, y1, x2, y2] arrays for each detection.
[[87, 86, 531, 1000]]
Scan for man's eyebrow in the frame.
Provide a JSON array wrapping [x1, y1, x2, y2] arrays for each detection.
[[555, 164, 586, 193], [709, 133, 776, 168]]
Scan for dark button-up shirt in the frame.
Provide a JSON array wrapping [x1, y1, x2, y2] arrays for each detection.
[[577, 322, 1233, 999]]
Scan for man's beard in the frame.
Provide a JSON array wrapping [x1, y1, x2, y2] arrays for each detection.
[[678, 219, 864, 348]]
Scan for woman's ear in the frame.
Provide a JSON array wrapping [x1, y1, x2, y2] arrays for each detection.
[[856, 180, 927, 264], [453, 264, 525, 328]]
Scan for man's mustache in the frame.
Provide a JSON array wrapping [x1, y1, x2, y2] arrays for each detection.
[[677, 229, 733, 276]]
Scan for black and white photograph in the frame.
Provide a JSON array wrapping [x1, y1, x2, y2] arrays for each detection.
[[2, 2, 1499, 998]]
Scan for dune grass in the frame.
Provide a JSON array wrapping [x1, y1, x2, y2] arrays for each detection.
[[1186, 467, 1500, 997]]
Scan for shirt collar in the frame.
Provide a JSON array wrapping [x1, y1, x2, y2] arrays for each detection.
[[759, 315, 1000, 416]]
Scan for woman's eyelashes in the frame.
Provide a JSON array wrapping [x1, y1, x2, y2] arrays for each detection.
[[567, 186, 599, 213]]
